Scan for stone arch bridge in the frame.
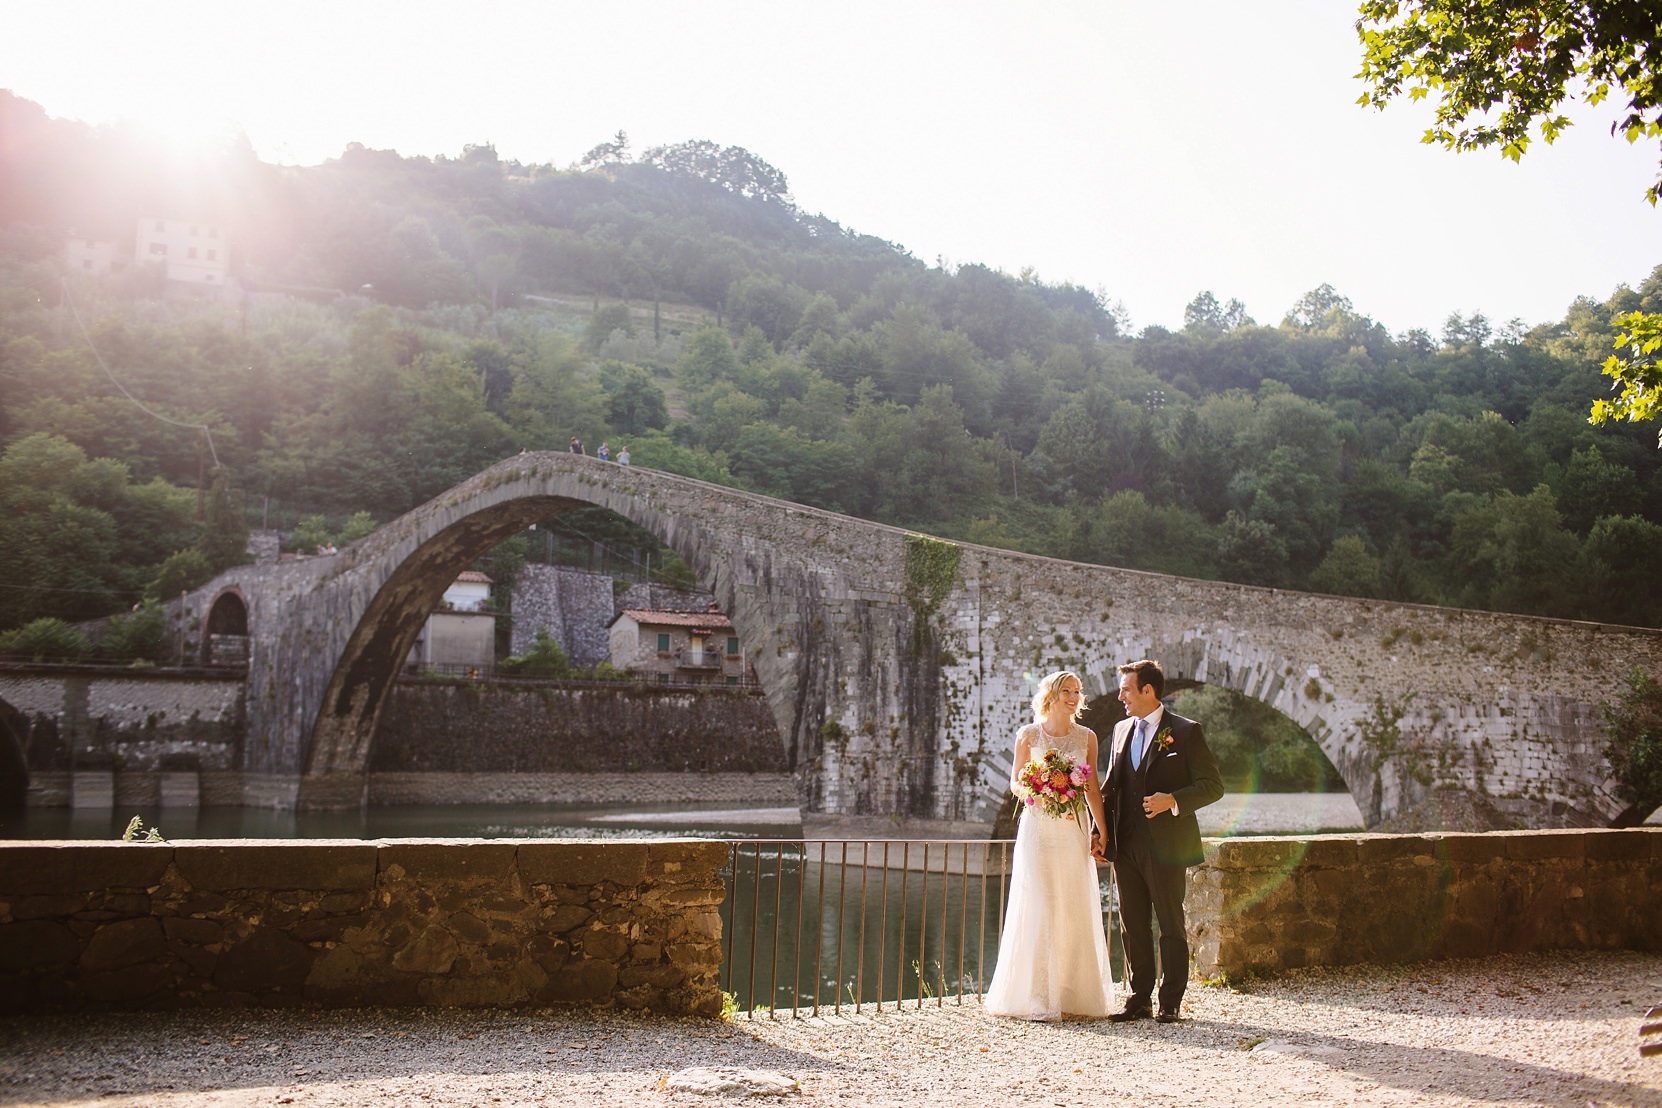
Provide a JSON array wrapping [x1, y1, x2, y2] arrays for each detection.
[[173, 452, 1659, 828]]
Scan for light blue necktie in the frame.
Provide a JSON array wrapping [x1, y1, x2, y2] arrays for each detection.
[[1132, 718, 1147, 770]]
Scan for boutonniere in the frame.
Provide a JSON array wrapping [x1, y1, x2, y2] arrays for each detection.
[[1153, 727, 1175, 754]]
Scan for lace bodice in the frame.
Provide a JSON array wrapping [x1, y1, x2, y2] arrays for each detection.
[[1024, 721, 1090, 767]]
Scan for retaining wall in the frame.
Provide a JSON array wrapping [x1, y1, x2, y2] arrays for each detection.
[[373, 682, 786, 775], [1189, 827, 1662, 977], [0, 840, 727, 1016]]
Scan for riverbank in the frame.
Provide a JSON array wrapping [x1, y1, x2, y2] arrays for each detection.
[[799, 790, 1369, 844], [1, 950, 1655, 1107]]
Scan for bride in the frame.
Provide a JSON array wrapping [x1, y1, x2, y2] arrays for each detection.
[[983, 669, 1114, 1020]]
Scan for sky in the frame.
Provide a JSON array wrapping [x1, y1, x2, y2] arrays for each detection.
[[6, 0, 1661, 337]]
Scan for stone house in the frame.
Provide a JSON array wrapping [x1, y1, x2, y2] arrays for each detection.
[[607, 606, 751, 685]]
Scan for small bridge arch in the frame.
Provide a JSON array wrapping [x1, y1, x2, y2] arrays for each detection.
[[185, 452, 1662, 828]]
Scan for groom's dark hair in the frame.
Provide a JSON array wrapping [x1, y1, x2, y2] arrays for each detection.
[[1118, 659, 1165, 699]]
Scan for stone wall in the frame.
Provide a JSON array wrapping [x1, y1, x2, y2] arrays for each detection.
[[4, 668, 792, 810], [507, 566, 717, 667], [373, 682, 788, 775], [0, 840, 727, 1016], [508, 565, 617, 665], [367, 770, 799, 807], [0, 668, 246, 774], [1188, 828, 1662, 977]]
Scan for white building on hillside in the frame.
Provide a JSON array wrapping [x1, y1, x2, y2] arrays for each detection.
[[133, 217, 229, 285], [406, 571, 496, 675], [64, 235, 119, 276]]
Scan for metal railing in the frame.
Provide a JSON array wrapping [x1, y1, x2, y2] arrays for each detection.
[[721, 839, 1015, 1018]]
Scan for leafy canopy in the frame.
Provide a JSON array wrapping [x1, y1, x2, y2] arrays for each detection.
[[1590, 310, 1662, 443], [1356, 1, 1662, 442], [1356, 0, 1662, 204]]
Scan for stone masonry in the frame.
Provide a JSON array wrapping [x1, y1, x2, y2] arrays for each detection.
[[147, 452, 1662, 826], [2, 668, 792, 812], [0, 839, 727, 1015], [507, 564, 616, 665], [1188, 827, 1662, 977]]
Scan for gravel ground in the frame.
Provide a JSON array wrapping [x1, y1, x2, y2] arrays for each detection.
[[1, 950, 1658, 1107]]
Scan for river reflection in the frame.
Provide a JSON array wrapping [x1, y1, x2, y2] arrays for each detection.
[[1, 801, 804, 841]]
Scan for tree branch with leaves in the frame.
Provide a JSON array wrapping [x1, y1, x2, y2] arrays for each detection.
[[1356, 0, 1662, 443]]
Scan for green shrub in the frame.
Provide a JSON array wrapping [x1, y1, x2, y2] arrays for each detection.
[[0, 618, 92, 662], [498, 629, 572, 678], [1600, 667, 1662, 825], [102, 600, 169, 663]]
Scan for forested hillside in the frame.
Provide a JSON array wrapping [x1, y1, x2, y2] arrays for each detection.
[[3, 89, 1660, 637]]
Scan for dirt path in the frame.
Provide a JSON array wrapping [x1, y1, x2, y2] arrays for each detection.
[[1, 950, 1657, 1107]]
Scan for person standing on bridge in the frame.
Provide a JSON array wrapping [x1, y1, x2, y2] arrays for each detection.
[[1094, 658, 1224, 1024], [984, 669, 1114, 1020]]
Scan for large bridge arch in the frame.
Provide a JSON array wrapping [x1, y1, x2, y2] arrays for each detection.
[[186, 452, 1662, 827]]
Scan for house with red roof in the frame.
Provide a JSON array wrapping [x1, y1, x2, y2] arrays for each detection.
[[607, 604, 752, 685]]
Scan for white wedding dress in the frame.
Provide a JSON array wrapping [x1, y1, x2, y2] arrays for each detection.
[[983, 722, 1114, 1020]]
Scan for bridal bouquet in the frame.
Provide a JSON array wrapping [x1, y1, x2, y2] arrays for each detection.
[[1014, 749, 1092, 820]]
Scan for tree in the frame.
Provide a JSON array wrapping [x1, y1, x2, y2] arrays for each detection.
[[1356, 1, 1662, 439], [1357, 1, 1662, 202], [1578, 514, 1662, 626], [678, 325, 740, 389], [1589, 310, 1662, 444], [197, 469, 249, 574], [1309, 534, 1384, 597], [1599, 667, 1662, 825], [603, 364, 670, 435], [1184, 290, 1253, 333], [1216, 510, 1289, 587], [584, 303, 635, 353], [579, 130, 630, 170]]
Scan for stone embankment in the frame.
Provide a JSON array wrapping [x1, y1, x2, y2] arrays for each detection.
[[1190, 827, 1661, 977], [0, 840, 726, 1016]]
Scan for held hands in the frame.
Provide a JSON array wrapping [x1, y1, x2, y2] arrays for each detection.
[[1089, 830, 1110, 865], [1142, 791, 1176, 818]]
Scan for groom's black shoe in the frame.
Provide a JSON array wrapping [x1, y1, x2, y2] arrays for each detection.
[[1108, 1000, 1153, 1022], [1155, 1007, 1181, 1024]]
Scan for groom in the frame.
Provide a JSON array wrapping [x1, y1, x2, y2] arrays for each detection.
[[1093, 659, 1224, 1023]]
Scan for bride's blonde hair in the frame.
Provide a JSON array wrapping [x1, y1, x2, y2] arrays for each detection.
[[1032, 670, 1086, 723]]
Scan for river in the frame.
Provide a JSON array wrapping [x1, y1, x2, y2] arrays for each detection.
[[1, 792, 1366, 841]]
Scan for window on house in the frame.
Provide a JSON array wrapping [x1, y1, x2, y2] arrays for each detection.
[[188, 247, 198, 259], [725, 676, 739, 686], [726, 637, 740, 656], [149, 243, 167, 255], [655, 673, 670, 684], [657, 633, 671, 652]]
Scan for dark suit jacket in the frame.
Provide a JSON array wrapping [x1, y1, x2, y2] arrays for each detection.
[[1101, 710, 1224, 869]]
